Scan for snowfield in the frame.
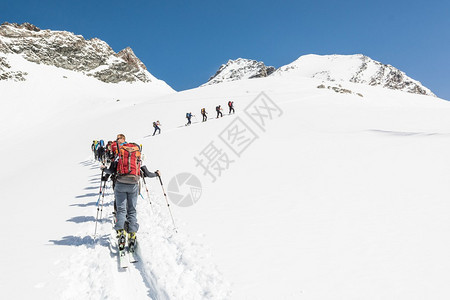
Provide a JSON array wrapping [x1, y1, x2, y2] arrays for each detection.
[[1, 56, 450, 299]]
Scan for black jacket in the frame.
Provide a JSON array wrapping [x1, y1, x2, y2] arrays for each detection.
[[104, 163, 157, 184]]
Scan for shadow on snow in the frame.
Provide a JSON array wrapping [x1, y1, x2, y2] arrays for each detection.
[[368, 129, 448, 137], [70, 201, 112, 208], [76, 193, 99, 199], [66, 216, 109, 223], [49, 234, 109, 248], [84, 186, 100, 190]]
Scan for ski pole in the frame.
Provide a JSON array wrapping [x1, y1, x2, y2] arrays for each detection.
[[99, 177, 108, 221], [94, 170, 103, 237], [157, 174, 178, 233], [94, 175, 108, 237], [96, 169, 104, 206], [141, 175, 152, 206]]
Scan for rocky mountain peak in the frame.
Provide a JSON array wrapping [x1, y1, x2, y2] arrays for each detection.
[[202, 54, 434, 97], [1, 22, 41, 34], [116, 47, 147, 71], [202, 58, 275, 86], [273, 54, 435, 97], [0, 22, 155, 84]]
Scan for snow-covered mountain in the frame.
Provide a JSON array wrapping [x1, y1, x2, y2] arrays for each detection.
[[273, 54, 435, 96], [3, 22, 450, 300], [204, 54, 435, 97], [0, 22, 165, 84], [202, 58, 275, 86], [2, 52, 450, 299]]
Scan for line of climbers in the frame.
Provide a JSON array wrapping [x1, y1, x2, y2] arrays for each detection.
[[91, 139, 142, 166], [150, 100, 236, 132], [186, 100, 234, 126], [92, 134, 160, 252], [91, 140, 109, 164]]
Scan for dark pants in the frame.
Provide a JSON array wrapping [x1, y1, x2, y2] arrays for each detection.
[[216, 111, 222, 118], [202, 113, 207, 122], [229, 107, 235, 114], [153, 126, 160, 135], [187, 118, 191, 125]]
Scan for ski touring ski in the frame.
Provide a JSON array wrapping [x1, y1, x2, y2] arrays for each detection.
[[119, 247, 128, 268], [128, 241, 138, 263], [117, 231, 129, 269]]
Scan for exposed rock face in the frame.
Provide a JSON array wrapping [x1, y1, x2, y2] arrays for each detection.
[[317, 83, 364, 97], [202, 58, 275, 86], [0, 22, 153, 83], [117, 47, 147, 70], [0, 56, 27, 81], [274, 54, 435, 97]]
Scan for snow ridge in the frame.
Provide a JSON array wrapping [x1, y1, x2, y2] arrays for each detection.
[[0, 22, 156, 83], [202, 58, 275, 86], [273, 54, 435, 96], [203, 54, 435, 97]]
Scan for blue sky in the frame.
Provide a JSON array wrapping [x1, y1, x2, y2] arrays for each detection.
[[2, 0, 449, 99]]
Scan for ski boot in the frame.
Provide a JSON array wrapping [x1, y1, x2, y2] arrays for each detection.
[[128, 232, 137, 253], [116, 229, 126, 251], [112, 211, 117, 224]]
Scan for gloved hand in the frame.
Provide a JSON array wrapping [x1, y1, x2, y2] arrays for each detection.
[[140, 165, 161, 178], [141, 165, 153, 178]]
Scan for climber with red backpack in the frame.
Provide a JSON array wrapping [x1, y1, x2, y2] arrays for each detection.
[[103, 133, 160, 253], [228, 100, 235, 114]]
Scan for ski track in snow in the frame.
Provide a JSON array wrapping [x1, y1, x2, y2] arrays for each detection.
[[57, 159, 230, 300]]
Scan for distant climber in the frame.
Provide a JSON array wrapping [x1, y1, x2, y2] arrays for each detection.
[[216, 105, 223, 118], [186, 112, 193, 126], [201, 108, 207, 122], [152, 120, 161, 136], [228, 101, 235, 114]]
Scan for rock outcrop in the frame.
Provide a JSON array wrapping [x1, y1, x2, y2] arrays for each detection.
[[202, 58, 275, 86], [0, 22, 154, 83]]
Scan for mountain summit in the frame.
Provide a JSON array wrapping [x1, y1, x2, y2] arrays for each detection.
[[202, 58, 275, 86], [0, 22, 158, 84], [203, 54, 435, 97], [273, 54, 435, 96]]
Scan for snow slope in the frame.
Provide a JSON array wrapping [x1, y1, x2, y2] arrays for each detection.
[[1, 57, 450, 299]]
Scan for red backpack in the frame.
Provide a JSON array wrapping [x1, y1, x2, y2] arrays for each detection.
[[117, 143, 141, 176]]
